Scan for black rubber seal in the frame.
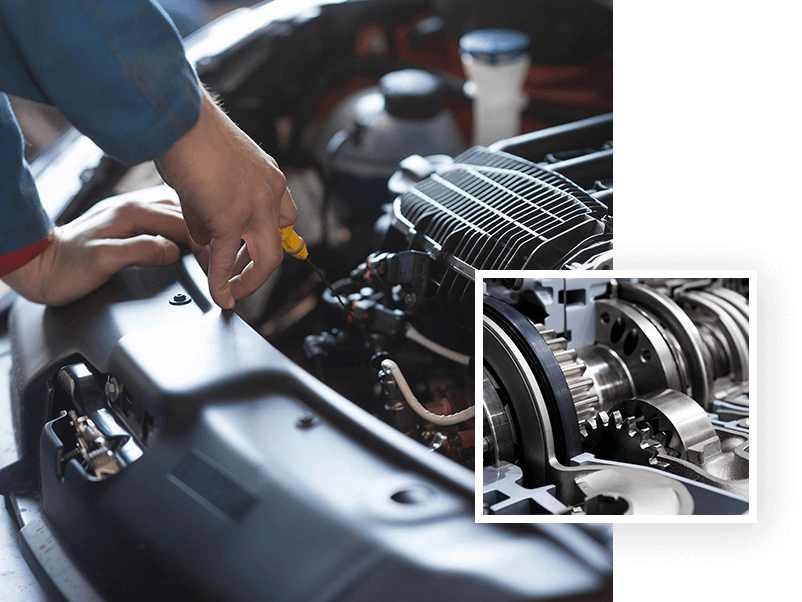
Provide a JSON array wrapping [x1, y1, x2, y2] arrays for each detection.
[[483, 295, 581, 467]]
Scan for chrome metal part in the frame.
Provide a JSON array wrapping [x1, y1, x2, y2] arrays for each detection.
[[578, 283, 750, 413], [619, 390, 720, 461], [56, 364, 144, 475], [617, 281, 713, 408], [677, 290, 749, 387], [618, 391, 749, 498], [654, 426, 749, 498], [579, 410, 667, 469], [534, 324, 599, 423], [592, 298, 687, 396], [483, 295, 587, 483], [575, 345, 634, 414], [483, 296, 706, 514], [67, 411, 123, 478], [482, 369, 516, 466]]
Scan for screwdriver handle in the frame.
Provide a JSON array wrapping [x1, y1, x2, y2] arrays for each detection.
[[280, 225, 308, 260]]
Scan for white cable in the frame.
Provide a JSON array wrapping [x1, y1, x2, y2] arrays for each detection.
[[381, 359, 475, 426], [404, 324, 472, 366]]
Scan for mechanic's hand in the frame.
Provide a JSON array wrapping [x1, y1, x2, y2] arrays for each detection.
[[155, 87, 298, 310], [2, 196, 191, 306]]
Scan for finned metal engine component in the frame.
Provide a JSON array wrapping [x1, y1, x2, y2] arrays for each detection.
[[483, 277, 750, 515], [385, 114, 612, 327], [394, 146, 610, 272]]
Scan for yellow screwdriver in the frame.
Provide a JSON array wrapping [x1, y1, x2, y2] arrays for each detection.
[[280, 225, 348, 312], [279, 225, 309, 260]]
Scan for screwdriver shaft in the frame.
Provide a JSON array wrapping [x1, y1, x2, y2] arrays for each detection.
[[307, 257, 349, 314]]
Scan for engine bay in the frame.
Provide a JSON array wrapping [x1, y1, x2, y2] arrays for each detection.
[[86, 0, 614, 476], [296, 115, 612, 473], [0, 1, 616, 599]]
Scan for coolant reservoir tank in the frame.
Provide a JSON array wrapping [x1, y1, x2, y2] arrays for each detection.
[[460, 29, 531, 146], [322, 69, 465, 218]]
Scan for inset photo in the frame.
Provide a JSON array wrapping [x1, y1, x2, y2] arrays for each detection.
[[477, 272, 753, 520]]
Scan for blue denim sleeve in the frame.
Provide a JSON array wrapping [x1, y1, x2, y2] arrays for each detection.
[[0, 0, 202, 164], [0, 94, 53, 256]]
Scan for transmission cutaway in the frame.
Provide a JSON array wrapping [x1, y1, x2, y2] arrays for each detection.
[[482, 277, 749, 516]]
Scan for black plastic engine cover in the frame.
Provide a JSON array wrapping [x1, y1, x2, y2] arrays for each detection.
[[6, 255, 611, 602]]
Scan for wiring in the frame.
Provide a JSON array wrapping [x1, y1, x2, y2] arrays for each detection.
[[404, 324, 471, 366], [381, 359, 474, 426]]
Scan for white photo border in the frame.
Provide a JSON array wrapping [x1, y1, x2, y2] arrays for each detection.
[[474, 269, 757, 524]]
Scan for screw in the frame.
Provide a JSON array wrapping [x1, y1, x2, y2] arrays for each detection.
[[297, 413, 318, 428], [170, 293, 191, 305], [105, 376, 122, 403]]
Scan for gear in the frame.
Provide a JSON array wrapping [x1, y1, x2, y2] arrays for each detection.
[[579, 410, 669, 469], [534, 323, 600, 424]]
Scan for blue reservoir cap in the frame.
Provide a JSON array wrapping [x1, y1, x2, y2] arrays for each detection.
[[459, 29, 531, 65]]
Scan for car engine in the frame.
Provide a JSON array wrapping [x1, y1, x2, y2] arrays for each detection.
[[302, 113, 612, 472], [482, 277, 750, 515]]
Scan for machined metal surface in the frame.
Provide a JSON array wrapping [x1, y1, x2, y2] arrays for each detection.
[[534, 324, 600, 425], [618, 391, 749, 498], [579, 410, 667, 469], [655, 427, 749, 498], [619, 390, 719, 460], [482, 370, 516, 466], [677, 290, 749, 385], [617, 281, 713, 408], [593, 298, 686, 395]]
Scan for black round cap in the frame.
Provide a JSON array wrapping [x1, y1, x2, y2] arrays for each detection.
[[380, 69, 445, 120]]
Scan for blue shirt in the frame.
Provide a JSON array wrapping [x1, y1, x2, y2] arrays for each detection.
[[0, 0, 201, 257]]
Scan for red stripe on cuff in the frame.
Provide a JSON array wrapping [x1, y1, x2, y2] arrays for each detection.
[[0, 232, 54, 278]]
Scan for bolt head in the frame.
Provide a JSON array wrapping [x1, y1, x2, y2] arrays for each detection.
[[170, 293, 191, 305]]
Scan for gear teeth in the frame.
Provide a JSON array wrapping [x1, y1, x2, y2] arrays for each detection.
[[579, 415, 597, 436], [560, 361, 585, 379], [640, 436, 668, 467], [553, 347, 578, 362], [568, 376, 594, 393], [573, 397, 599, 425], [616, 410, 652, 439], [580, 410, 667, 468], [537, 325, 601, 425], [623, 416, 639, 438]]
